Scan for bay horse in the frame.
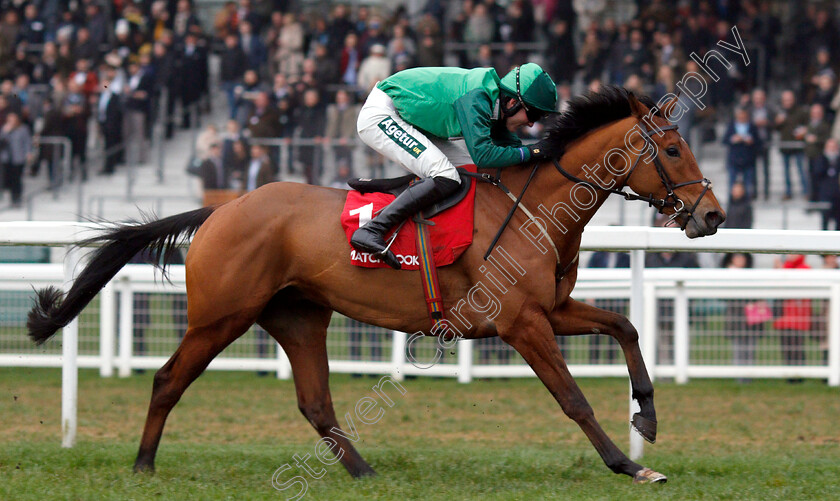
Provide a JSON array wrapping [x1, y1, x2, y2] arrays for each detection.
[[27, 87, 724, 484]]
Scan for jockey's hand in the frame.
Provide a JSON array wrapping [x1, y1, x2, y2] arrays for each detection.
[[528, 140, 552, 161]]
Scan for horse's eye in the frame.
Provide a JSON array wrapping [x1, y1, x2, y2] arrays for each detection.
[[666, 146, 680, 158]]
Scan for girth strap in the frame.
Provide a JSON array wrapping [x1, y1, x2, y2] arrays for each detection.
[[415, 218, 446, 327]]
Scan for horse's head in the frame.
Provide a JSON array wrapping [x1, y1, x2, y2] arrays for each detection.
[[624, 92, 725, 237]]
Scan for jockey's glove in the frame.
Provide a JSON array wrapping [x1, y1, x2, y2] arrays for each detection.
[[527, 140, 552, 161]]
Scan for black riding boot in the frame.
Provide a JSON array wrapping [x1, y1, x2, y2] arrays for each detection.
[[350, 176, 460, 269]]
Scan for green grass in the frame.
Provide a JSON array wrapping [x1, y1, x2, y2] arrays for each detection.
[[1, 369, 839, 500]]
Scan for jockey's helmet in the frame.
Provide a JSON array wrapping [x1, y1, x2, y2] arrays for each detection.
[[499, 63, 558, 120]]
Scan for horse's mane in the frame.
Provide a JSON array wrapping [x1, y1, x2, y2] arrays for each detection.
[[543, 85, 659, 158]]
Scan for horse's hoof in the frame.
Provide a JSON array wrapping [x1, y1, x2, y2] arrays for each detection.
[[133, 462, 155, 474], [631, 413, 657, 443], [633, 467, 667, 484], [350, 466, 377, 478]]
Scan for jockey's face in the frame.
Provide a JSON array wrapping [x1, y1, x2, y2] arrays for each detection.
[[503, 98, 533, 132]]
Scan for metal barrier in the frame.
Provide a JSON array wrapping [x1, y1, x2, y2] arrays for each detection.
[[28, 135, 72, 190], [24, 136, 73, 220], [86, 195, 200, 219], [244, 136, 382, 185]]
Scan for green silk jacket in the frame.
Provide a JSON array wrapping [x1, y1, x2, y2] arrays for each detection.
[[376, 67, 531, 168]]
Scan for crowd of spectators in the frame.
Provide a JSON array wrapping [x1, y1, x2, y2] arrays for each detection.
[[0, 0, 838, 225], [0, 0, 215, 205]]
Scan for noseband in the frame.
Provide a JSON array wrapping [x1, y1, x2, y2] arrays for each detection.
[[553, 120, 712, 230]]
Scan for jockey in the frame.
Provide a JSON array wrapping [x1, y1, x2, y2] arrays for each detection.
[[351, 63, 557, 269]]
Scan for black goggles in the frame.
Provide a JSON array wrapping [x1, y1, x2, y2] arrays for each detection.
[[524, 105, 546, 123]]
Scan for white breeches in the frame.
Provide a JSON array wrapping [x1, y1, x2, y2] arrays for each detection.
[[356, 86, 465, 183]]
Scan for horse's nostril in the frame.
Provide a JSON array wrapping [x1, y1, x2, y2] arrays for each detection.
[[705, 210, 725, 228]]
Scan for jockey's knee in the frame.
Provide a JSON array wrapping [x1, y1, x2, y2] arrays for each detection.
[[432, 176, 460, 197], [425, 156, 461, 184]]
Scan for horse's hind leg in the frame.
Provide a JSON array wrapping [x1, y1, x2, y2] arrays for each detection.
[[548, 299, 657, 443], [259, 290, 376, 478], [134, 314, 254, 472]]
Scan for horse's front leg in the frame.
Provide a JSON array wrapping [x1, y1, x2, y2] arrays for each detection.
[[548, 299, 657, 444], [499, 303, 665, 483]]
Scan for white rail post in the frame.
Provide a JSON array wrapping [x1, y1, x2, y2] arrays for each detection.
[[275, 345, 291, 380], [674, 281, 689, 384], [99, 280, 116, 377], [829, 284, 840, 387], [642, 282, 658, 373], [391, 330, 407, 381], [61, 246, 80, 448], [629, 249, 646, 460], [117, 276, 133, 377], [458, 338, 473, 383]]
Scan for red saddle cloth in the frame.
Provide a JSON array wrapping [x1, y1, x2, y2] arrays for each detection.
[[340, 165, 477, 270]]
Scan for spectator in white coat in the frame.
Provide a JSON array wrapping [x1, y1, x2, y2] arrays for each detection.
[[356, 44, 392, 96]]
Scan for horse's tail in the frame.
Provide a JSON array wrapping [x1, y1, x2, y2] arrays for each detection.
[[27, 206, 217, 345]]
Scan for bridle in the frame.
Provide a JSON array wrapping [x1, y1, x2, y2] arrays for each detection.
[[552, 118, 712, 230]]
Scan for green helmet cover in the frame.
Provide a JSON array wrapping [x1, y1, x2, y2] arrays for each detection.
[[499, 63, 558, 113]]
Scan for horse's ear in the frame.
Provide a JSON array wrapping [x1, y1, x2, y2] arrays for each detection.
[[627, 91, 649, 119], [659, 92, 681, 121]]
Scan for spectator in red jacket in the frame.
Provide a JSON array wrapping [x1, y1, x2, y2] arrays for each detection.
[[774, 254, 812, 381]]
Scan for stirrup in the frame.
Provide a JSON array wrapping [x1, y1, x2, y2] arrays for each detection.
[[381, 220, 407, 254], [374, 221, 406, 269]]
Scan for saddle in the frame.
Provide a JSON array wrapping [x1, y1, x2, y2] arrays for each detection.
[[347, 167, 474, 219], [341, 166, 479, 328]]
